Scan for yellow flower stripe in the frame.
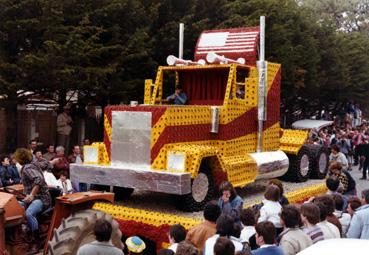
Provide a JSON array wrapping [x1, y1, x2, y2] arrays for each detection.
[[94, 183, 327, 230], [93, 202, 202, 229], [243, 183, 327, 208]]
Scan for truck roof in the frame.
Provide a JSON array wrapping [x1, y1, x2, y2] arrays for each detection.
[[194, 27, 260, 66]]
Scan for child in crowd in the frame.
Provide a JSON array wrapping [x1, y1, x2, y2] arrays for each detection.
[[168, 224, 187, 253], [258, 185, 283, 234], [56, 171, 74, 195], [332, 194, 351, 236], [240, 208, 257, 250]]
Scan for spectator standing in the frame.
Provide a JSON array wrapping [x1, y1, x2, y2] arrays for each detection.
[[258, 185, 283, 233], [214, 237, 235, 255], [204, 215, 243, 255], [358, 138, 369, 179], [51, 146, 69, 178], [300, 203, 325, 244], [251, 221, 284, 255], [14, 148, 51, 253], [29, 139, 38, 154], [176, 240, 198, 255], [278, 205, 312, 255], [157, 249, 174, 255], [77, 219, 124, 255], [168, 224, 186, 253], [218, 181, 243, 223], [0, 154, 20, 186], [352, 129, 363, 166], [337, 134, 352, 170], [269, 179, 289, 206], [239, 208, 257, 249], [57, 105, 73, 154], [347, 189, 369, 239], [347, 197, 362, 217], [315, 202, 340, 239], [314, 195, 342, 236], [332, 194, 351, 236], [68, 145, 84, 163], [186, 201, 221, 254], [43, 145, 56, 161], [329, 145, 348, 170], [354, 103, 362, 127]]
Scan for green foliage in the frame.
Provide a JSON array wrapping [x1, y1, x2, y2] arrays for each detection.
[[0, 0, 368, 113]]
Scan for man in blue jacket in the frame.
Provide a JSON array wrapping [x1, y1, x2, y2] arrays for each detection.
[[347, 189, 369, 239], [252, 221, 285, 255]]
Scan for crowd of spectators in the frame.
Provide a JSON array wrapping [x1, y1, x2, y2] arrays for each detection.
[[149, 179, 369, 255], [0, 138, 87, 253], [308, 121, 369, 180]]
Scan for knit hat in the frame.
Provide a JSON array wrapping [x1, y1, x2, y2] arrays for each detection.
[[125, 236, 146, 253]]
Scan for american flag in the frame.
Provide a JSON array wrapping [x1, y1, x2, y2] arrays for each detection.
[[194, 27, 259, 65]]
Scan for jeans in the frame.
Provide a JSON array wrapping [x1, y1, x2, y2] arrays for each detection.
[[19, 199, 44, 232]]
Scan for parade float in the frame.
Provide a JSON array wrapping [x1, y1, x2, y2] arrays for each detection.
[[0, 17, 330, 255], [70, 17, 329, 212]]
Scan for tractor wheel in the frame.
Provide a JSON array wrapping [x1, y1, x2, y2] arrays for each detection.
[[284, 145, 312, 182], [308, 145, 329, 179], [48, 209, 123, 255], [176, 164, 215, 212], [113, 186, 134, 201]]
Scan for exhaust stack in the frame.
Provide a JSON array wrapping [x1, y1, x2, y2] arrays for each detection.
[[257, 16, 267, 152]]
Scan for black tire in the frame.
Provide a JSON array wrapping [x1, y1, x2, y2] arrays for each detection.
[[48, 209, 123, 255], [307, 144, 329, 179], [283, 145, 312, 182], [113, 186, 134, 201], [176, 164, 215, 212]]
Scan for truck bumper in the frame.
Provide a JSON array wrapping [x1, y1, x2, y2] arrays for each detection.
[[70, 164, 191, 195]]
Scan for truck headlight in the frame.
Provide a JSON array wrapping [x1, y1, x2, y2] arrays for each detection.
[[84, 146, 99, 164], [167, 152, 186, 171]]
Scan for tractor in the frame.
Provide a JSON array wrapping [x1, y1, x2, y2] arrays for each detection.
[[0, 184, 122, 255]]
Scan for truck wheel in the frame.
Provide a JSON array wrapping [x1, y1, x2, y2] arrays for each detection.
[[113, 186, 134, 201], [310, 146, 329, 179], [176, 164, 215, 212], [48, 209, 123, 255], [284, 145, 312, 182]]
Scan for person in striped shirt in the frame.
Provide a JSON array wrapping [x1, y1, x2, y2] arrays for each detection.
[[300, 203, 325, 244]]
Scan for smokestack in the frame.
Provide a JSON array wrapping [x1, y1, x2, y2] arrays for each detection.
[[257, 16, 266, 153], [179, 23, 184, 59]]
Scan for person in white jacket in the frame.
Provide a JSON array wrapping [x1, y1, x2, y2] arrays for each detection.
[[258, 185, 283, 233]]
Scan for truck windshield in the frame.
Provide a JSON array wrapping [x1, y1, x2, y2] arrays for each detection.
[[162, 67, 229, 106]]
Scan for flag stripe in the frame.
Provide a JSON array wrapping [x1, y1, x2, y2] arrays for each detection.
[[198, 46, 255, 50], [197, 49, 255, 54]]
